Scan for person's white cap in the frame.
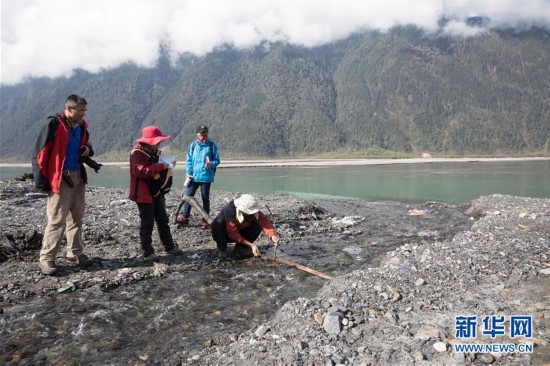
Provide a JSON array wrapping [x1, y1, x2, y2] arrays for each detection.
[[234, 194, 261, 223]]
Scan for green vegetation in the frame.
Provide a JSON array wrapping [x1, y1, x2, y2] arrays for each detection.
[[1, 28, 549, 162]]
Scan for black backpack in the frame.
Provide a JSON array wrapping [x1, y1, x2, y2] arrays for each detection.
[[131, 149, 173, 197]]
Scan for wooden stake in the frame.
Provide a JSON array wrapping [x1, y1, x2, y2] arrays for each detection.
[[174, 195, 213, 224], [261, 256, 333, 280]]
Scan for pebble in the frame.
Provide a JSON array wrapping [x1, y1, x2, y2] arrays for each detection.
[[478, 353, 495, 363], [484, 299, 501, 312], [412, 351, 425, 361], [415, 278, 425, 286], [433, 342, 447, 353], [255, 325, 270, 337], [323, 313, 343, 334], [414, 326, 442, 341]]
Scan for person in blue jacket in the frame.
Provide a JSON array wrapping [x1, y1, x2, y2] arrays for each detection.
[[177, 125, 220, 228]]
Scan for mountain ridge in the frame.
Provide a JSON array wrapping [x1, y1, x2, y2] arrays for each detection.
[[1, 27, 549, 161]]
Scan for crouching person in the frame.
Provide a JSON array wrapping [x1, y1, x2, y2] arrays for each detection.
[[129, 126, 182, 260], [211, 194, 279, 258]]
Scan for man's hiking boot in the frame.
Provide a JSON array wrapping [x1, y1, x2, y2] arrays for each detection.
[[200, 219, 211, 229], [166, 247, 184, 256], [67, 254, 91, 267], [176, 216, 189, 225], [39, 260, 57, 275]]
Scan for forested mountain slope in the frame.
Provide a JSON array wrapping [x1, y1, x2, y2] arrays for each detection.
[[1, 27, 548, 160]]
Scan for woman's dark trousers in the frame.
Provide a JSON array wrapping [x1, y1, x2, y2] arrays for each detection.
[[137, 196, 175, 257]]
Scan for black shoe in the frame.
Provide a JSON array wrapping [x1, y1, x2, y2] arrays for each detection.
[[143, 253, 158, 261], [166, 247, 184, 256]]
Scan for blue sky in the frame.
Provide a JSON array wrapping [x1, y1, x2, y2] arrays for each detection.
[[1, 0, 549, 85]]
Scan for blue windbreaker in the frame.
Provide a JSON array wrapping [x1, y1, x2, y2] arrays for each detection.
[[185, 139, 220, 183]]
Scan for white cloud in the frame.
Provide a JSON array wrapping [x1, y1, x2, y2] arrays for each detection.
[[443, 20, 488, 37], [1, 0, 549, 85]]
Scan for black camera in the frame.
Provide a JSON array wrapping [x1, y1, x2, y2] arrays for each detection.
[[80, 156, 103, 173], [79, 146, 102, 174]]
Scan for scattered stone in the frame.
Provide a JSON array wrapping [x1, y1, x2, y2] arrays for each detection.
[[412, 351, 425, 361], [323, 312, 343, 334], [203, 337, 220, 348], [152, 262, 167, 277], [433, 342, 447, 353], [415, 278, 425, 286], [484, 299, 501, 312], [255, 325, 270, 337], [383, 310, 398, 324], [478, 353, 495, 363], [414, 326, 443, 341], [314, 312, 324, 326], [387, 286, 401, 301]]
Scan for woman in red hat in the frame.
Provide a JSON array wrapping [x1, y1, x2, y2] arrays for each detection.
[[129, 126, 182, 260]]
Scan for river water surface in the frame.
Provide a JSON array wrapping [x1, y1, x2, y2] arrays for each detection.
[[1, 160, 549, 204]]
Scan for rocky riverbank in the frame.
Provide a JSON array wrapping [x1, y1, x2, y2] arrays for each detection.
[[199, 195, 550, 366], [0, 180, 548, 365]]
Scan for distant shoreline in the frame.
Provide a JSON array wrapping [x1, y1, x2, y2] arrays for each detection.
[[1, 156, 549, 169]]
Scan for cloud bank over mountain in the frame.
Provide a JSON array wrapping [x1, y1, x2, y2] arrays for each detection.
[[2, 0, 550, 85]]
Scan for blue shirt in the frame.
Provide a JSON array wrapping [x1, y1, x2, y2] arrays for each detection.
[[63, 124, 82, 171]]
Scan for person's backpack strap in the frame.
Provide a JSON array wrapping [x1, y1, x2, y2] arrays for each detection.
[[131, 148, 172, 197], [131, 148, 151, 159], [130, 148, 151, 200], [47, 115, 61, 126], [209, 141, 216, 175], [209, 141, 214, 163]]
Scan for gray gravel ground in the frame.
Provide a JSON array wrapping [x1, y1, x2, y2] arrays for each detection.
[[197, 195, 550, 366], [0, 180, 548, 365]]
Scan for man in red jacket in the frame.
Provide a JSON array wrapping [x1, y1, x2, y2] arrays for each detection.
[[32, 94, 94, 275]]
